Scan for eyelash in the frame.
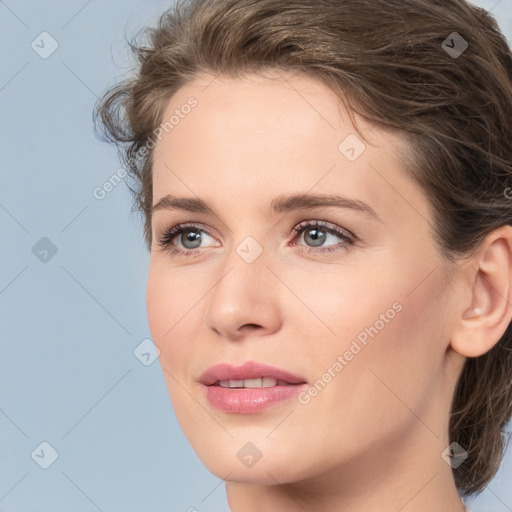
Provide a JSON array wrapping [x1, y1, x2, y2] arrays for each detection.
[[157, 220, 356, 257]]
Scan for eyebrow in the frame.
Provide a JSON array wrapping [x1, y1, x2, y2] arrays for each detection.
[[152, 193, 379, 219]]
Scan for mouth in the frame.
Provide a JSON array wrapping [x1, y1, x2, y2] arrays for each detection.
[[214, 377, 297, 388], [199, 361, 308, 414], [199, 361, 307, 386]]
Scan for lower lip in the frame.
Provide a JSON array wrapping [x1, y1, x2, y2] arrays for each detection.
[[204, 383, 308, 413]]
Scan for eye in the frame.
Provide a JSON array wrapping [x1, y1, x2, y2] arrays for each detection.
[[156, 220, 356, 257], [157, 222, 219, 257], [290, 220, 356, 254]]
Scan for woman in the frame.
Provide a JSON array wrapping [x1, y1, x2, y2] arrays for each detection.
[[95, 0, 512, 510]]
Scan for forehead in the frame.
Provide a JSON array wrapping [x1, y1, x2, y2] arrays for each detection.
[[154, 70, 352, 162], [151, 70, 431, 225]]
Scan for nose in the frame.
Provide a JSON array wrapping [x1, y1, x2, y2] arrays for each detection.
[[203, 246, 282, 341]]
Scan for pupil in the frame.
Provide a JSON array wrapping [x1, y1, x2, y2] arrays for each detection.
[[306, 228, 325, 247], [183, 230, 201, 248]]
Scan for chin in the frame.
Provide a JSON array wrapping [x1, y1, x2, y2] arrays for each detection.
[[201, 454, 307, 485], [183, 429, 320, 485]]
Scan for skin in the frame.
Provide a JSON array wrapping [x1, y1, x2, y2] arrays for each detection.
[[146, 70, 512, 512]]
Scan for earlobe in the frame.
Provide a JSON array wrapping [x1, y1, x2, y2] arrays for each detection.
[[450, 226, 512, 358]]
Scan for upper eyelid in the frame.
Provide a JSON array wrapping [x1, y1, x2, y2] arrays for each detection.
[[293, 220, 355, 238]]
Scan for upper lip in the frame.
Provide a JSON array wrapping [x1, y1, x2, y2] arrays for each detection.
[[199, 361, 307, 386]]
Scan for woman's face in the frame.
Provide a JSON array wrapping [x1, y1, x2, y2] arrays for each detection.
[[147, 70, 463, 487]]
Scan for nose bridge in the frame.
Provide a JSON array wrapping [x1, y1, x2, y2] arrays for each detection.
[[211, 235, 269, 307], [203, 234, 281, 337]]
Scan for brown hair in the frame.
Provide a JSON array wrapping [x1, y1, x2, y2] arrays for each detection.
[[94, 0, 512, 496]]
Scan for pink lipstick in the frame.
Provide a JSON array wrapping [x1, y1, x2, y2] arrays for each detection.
[[199, 361, 308, 414]]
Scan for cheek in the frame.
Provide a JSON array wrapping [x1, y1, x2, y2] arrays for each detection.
[[319, 258, 448, 425], [146, 266, 171, 342], [283, 256, 404, 349], [146, 263, 215, 449], [146, 264, 196, 366], [293, 249, 448, 400], [286, 263, 449, 468]]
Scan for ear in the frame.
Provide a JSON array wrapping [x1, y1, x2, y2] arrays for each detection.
[[450, 225, 512, 358]]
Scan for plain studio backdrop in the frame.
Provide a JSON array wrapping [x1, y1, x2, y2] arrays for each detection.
[[0, 1, 511, 511]]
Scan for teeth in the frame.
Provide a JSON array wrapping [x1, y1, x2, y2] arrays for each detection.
[[262, 377, 277, 387], [217, 377, 281, 388], [244, 378, 263, 388]]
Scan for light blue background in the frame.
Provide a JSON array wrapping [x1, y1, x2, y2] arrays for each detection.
[[1, 1, 511, 511]]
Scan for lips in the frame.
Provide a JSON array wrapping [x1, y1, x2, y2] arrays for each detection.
[[199, 361, 308, 413], [199, 361, 307, 386]]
